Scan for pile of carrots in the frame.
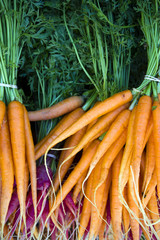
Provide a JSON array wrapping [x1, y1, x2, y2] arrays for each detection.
[[1, 89, 160, 239]]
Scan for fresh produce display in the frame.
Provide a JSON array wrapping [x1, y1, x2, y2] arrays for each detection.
[[0, 0, 160, 240]]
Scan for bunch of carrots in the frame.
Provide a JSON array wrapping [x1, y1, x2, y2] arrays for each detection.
[[32, 87, 160, 240], [0, 96, 85, 239]]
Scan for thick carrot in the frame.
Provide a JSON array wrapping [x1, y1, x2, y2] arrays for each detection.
[[49, 139, 100, 218], [53, 126, 87, 192], [44, 90, 132, 160], [78, 169, 94, 240], [35, 108, 84, 160], [8, 101, 26, 222], [28, 96, 84, 121], [110, 149, 123, 240], [0, 113, 14, 235], [59, 103, 130, 165], [142, 131, 155, 195], [89, 158, 106, 240], [128, 95, 152, 240], [152, 100, 160, 198], [0, 101, 5, 128], [23, 105, 37, 218]]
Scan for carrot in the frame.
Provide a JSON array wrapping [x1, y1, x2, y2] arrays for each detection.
[[147, 189, 160, 239], [89, 157, 106, 240], [35, 108, 84, 160], [152, 100, 160, 198], [142, 130, 155, 196], [28, 96, 84, 121], [95, 128, 127, 188], [128, 95, 152, 240], [142, 168, 157, 208], [78, 169, 94, 240], [53, 126, 87, 192], [72, 169, 88, 203], [44, 90, 132, 161], [59, 103, 130, 166], [0, 113, 14, 236], [23, 105, 37, 218], [122, 184, 130, 239], [94, 170, 111, 238], [119, 106, 136, 196], [7, 101, 26, 223], [110, 149, 123, 240], [48, 139, 100, 219], [0, 100, 5, 128], [88, 130, 127, 238]]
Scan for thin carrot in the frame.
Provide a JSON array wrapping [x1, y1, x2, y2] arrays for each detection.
[[142, 168, 157, 208], [93, 128, 127, 189], [128, 95, 152, 240], [28, 96, 84, 121], [78, 169, 94, 240], [122, 184, 130, 239], [59, 103, 130, 165], [119, 106, 137, 197], [147, 189, 160, 239], [0, 100, 5, 128], [48, 139, 100, 219], [7, 101, 26, 223], [142, 131, 155, 196], [53, 126, 87, 192], [44, 90, 132, 161], [35, 108, 84, 160], [23, 105, 37, 219], [0, 113, 14, 236], [152, 100, 160, 198], [87, 110, 130, 180], [72, 169, 88, 203], [110, 149, 123, 240], [94, 170, 112, 239]]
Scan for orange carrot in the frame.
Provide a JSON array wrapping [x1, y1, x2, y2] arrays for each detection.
[[35, 108, 84, 160], [89, 157, 106, 240], [147, 189, 160, 239], [44, 90, 132, 161], [122, 184, 130, 239], [49, 139, 100, 218], [142, 168, 157, 208], [53, 126, 87, 192], [28, 96, 84, 121], [23, 105, 37, 218], [95, 128, 127, 187], [0, 113, 14, 235], [72, 169, 88, 203], [59, 103, 130, 165], [142, 131, 155, 195], [152, 100, 160, 198], [94, 170, 111, 239], [110, 149, 123, 240], [0, 101, 5, 128], [78, 169, 94, 240], [8, 101, 26, 222], [128, 95, 152, 240]]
